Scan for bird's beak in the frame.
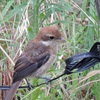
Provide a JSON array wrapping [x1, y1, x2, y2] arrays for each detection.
[[59, 37, 66, 43]]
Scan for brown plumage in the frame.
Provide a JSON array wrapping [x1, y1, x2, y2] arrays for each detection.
[[4, 26, 66, 100]]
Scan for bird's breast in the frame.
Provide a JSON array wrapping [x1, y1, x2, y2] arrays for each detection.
[[30, 54, 56, 78]]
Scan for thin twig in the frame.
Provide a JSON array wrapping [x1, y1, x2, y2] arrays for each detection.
[[0, 45, 15, 66]]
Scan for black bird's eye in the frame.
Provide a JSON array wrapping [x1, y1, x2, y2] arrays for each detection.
[[49, 36, 55, 40]]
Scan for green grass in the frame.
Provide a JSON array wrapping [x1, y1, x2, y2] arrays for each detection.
[[0, 0, 100, 100]]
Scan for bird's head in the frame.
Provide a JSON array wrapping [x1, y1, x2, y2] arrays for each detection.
[[35, 26, 66, 47]]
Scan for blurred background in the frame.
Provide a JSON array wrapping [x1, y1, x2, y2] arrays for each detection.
[[0, 0, 100, 100]]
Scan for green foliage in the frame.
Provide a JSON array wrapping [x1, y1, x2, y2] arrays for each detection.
[[0, 0, 100, 100]]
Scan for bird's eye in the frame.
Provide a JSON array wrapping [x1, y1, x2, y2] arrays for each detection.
[[49, 36, 55, 40]]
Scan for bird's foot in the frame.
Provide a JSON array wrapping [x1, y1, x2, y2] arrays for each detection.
[[25, 78, 33, 91], [27, 82, 34, 91], [38, 77, 51, 84]]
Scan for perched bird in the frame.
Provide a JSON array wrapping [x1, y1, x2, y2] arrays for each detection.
[[4, 26, 66, 100]]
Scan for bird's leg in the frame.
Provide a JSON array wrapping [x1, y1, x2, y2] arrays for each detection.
[[25, 78, 33, 91], [38, 77, 51, 84]]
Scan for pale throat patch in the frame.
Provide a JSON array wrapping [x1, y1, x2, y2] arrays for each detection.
[[41, 40, 58, 47], [41, 41, 50, 46]]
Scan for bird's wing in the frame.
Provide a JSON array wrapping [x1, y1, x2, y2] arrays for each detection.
[[13, 54, 50, 83], [13, 42, 50, 83]]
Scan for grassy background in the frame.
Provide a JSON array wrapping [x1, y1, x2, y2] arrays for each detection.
[[0, 0, 100, 100]]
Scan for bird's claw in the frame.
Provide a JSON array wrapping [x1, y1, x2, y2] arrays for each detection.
[[27, 82, 33, 91], [25, 78, 33, 91], [38, 77, 51, 84]]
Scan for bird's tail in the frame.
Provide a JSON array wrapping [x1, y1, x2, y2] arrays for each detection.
[[4, 81, 21, 100]]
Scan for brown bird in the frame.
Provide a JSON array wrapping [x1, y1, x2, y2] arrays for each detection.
[[4, 26, 66, 100]]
